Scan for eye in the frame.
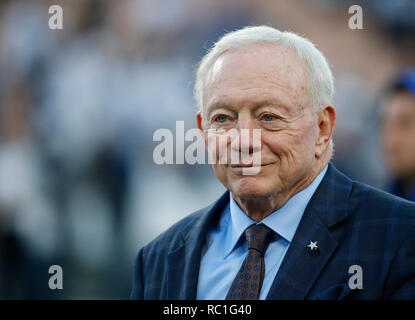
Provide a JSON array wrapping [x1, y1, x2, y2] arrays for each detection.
[[214, 115, 229, 123], [262, 114, 277, 121]]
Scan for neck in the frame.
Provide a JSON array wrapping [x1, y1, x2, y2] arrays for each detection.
[[233, 160, 328, 222]]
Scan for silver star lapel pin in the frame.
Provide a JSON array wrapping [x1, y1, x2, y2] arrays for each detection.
[[307, 240, 318, 251]]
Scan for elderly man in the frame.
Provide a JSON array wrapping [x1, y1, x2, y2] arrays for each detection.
[[131, 26, 415, 300]]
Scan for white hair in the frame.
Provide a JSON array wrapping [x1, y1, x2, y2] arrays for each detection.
[[194, 25, 334, 114]]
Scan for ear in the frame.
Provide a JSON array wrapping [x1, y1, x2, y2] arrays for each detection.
[[315, 105, 336, 158], [196, 112, 208, 147]]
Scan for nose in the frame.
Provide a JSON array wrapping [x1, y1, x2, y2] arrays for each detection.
[[233, 113, 261, 154]]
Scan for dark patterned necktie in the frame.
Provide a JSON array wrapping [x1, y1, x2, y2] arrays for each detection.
[[226, 224, 274, 300]]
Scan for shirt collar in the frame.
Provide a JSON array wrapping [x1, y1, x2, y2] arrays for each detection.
[[224, 165, 328, 258]]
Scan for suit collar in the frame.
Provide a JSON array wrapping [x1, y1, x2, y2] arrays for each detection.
[[306, 161, 352, 228], [266, 162, 353, 299]]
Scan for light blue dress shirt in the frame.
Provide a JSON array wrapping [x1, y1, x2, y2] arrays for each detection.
[[196, 165, 328, 300]]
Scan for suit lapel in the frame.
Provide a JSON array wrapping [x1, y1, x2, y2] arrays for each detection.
[[266, 162, 352, 299], [265, 207, 339, 299], [166, 191, 229, 299]]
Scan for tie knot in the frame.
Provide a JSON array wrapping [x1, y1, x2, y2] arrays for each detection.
[[245, 224, 274, 255]]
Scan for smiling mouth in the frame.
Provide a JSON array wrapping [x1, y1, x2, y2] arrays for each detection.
[[229, 163, 273, 168]]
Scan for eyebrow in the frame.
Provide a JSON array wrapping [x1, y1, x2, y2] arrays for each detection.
[[252, 99, 291, 112], [206, 98, 292, 115], [205, 101, 236, 115]]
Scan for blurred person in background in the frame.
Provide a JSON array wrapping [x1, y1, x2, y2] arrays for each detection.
[[380, 69, 415, 202], [0, 80, 59, 299]]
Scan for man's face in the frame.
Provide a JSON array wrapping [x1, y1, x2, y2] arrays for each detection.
[[381, 91, 415, 179], [198, 44, 321, 199]]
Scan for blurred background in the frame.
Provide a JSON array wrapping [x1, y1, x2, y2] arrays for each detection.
[[0, 0, 414, 299]]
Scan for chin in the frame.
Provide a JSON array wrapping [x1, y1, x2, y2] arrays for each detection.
[[230, 177, 275, 199]]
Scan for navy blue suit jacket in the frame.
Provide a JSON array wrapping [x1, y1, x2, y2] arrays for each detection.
[[131, 162, 415, 299]]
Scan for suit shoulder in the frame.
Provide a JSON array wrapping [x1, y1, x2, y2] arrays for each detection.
[[137, 191, 228, 256], [349, 179, 415, 222], [140, 208, 204, 255]]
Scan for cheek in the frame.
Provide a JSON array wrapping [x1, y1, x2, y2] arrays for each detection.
[[212, 163, 229, 187], [263, 125, 315, 161], [296, 121, 318, 154]]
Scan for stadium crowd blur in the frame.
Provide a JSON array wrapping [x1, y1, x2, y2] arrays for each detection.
[[0, 0, 414, 299]]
